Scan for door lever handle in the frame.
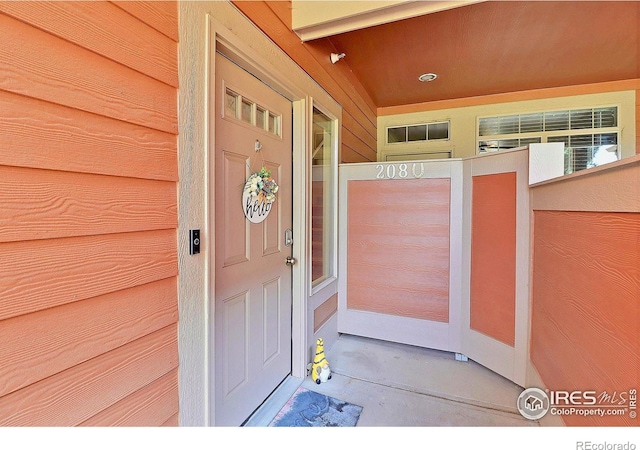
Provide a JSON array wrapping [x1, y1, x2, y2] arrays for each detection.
[[285, 256, 297, 266]]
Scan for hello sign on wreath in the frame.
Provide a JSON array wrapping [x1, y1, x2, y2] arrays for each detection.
[[242, 166, 278, 224]]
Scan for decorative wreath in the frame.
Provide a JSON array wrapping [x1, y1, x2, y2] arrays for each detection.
[[244, 166, 279, 205]]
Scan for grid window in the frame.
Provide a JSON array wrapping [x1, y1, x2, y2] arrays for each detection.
[[223, 88, 281, 137], [386, 121, 449, 144], [477, 106, 619, 174]]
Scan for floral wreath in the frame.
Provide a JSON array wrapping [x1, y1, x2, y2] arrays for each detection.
[[244, 166, 279, 205]]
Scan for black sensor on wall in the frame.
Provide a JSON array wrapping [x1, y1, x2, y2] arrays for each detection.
[[190, 229, 200, 255]]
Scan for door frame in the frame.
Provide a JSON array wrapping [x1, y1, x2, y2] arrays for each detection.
[[198, 10, 341, 426]]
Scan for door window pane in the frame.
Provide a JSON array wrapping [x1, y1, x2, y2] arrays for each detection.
[[225, 89, 238, 119], [256, 106, 266, 130], [241, 99, 253, 124]]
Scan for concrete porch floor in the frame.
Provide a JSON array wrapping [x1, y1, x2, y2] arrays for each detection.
[[245, 333, 538, 427]]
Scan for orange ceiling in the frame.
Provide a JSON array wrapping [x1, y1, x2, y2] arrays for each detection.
[[311, 1, 639, 108]]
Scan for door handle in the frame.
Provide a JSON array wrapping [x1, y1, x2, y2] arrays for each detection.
[[285, 256, 297, 266], [284, 228, 293, 247]]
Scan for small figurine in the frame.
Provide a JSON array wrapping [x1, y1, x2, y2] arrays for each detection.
[[311, 338, 332, 384], [318, 363, 331, 383]]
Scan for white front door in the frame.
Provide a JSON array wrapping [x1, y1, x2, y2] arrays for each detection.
[[214, 53, 293, 426]]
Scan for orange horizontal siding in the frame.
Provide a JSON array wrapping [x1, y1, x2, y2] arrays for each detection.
[[161, 413, 179, 426], [0, 229, 178, 322], [0, 278, 178, 398], [0, 12, 177, 134], [347, 178, 450, 322], [79, 368, 179, 426], [0, 1, 178, 87], [341, 145, 370, 163], [0, 166, 177, 243], [343, 127, 377, 162], [0, 0, 179, 427], [343, 111, 377, 153], [0, 90, 177, 181], [531, 211, 639, 426], [112, 1, 179, 42], [0, 325, 178, 426]]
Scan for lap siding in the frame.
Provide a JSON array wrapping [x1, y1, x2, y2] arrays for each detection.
[[0, 1, 179, 426]]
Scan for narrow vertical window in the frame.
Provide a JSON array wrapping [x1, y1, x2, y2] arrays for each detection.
[[311, 106, 336, 287]]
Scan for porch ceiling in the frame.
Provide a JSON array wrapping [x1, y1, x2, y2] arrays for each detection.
[[298, 1, 639, 108]]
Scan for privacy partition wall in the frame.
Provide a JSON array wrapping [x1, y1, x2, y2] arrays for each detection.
[[338, 147, 639, 426], [338, 147, 531, 387]]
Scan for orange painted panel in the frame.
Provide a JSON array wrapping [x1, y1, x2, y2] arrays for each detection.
[[0, 325, 178, 426], [0, 2, 178, 87], [0, 90, 177, 181], [79, 368, 179, 426], [531, 211, 639, 426], [314, 294, 338, 333], [347, 178, 450, 322], [0, 166, 177, 243], [112, 1, 179, 42], [0, 278, 178, 398], [0, 229, 178, 321], [470, 173, 517, 347], [0, 13, 176, 134]]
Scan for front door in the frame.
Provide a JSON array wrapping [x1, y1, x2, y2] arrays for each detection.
[[214, 53, 293, 426]]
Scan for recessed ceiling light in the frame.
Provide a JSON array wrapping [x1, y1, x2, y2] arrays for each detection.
[[418, 73, 438, 82]]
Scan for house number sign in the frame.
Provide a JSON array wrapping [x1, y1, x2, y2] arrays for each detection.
[[375, 162, 426, 179]]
